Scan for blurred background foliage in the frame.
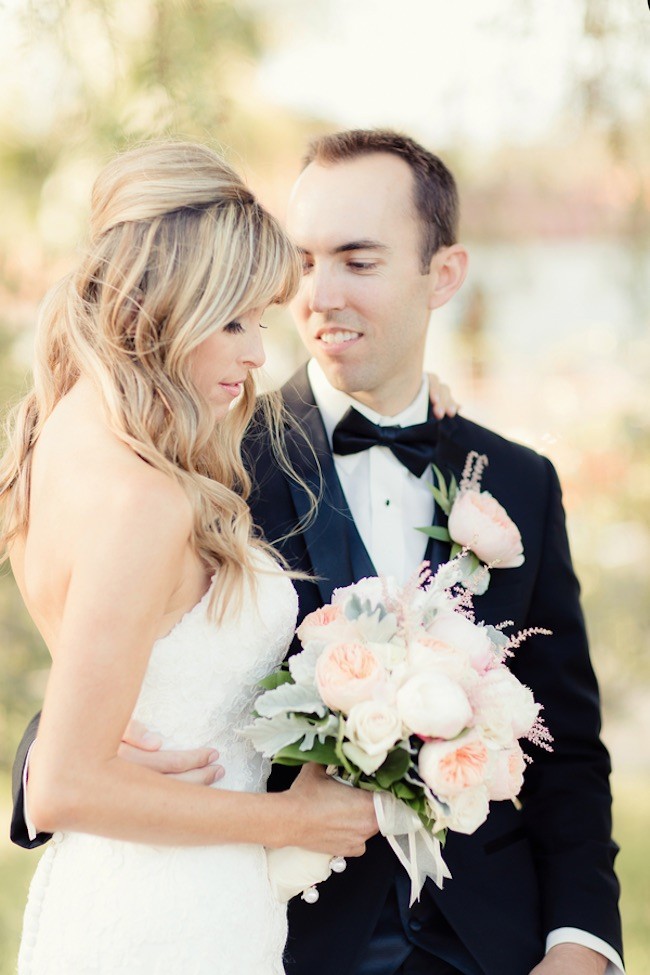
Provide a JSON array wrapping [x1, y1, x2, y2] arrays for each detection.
[[0, 0, 648, 971]]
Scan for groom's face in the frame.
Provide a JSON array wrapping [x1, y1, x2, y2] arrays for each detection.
[[285, 152, 435, 415]]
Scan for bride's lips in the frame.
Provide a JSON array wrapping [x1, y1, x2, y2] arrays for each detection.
[[219, 380, 245, 398], [315, 327, 363, 354]]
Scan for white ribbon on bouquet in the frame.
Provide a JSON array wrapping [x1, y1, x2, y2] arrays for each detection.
[[373, 791, 452, 906]]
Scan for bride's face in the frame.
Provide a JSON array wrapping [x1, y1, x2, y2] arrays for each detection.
[[187, 306, 267, 418]]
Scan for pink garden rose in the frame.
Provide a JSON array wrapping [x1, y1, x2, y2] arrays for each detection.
[[486, 743, 527, 801], [448, 489, 524, 568], [418, 733, 490, 798], [315, 642, 387, 714], [396, 672, 472, 739]]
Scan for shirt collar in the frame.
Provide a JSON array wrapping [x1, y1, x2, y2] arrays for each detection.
[[307, 358, 430, 449]]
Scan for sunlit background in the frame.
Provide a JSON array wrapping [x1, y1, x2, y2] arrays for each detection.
[[0, 0, 648, 970]]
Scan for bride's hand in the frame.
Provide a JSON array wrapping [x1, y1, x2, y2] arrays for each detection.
[[428, 372, 459, 419], [284, 763, 378, 857], [118, 719, 225, 785]]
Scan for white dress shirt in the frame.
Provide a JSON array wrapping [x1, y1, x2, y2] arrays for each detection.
[[308, 359, 434, 585], [23, 359, 624, 973]]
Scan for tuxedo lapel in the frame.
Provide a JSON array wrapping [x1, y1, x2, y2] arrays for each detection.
[[282, 368, 375, 603]]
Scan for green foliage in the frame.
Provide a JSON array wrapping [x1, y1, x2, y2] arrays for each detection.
[[258, 667, 292, 691], [273, 736, 338, 767], [373, 747, 412, 790]]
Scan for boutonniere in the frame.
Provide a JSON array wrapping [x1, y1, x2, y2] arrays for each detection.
[[419, 451, 524, 572]]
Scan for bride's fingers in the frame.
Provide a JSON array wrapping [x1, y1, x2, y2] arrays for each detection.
[[427, 373, 459, 419]]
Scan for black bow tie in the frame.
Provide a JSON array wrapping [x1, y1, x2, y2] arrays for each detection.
[[332, 407, 438, 478]]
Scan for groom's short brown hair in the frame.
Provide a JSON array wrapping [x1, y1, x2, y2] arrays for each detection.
[[302, 129, 459, 273]]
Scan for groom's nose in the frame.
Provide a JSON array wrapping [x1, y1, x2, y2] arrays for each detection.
[[307, 264, 345, 314]]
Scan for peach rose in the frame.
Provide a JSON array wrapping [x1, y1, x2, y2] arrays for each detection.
[[315, 642, 387, 714], [448, 489, 524, 568], [396, 672, 472, 739], [418, 734, 490, 798], [296, 605, 358, 647], [486, 743, 527, 801]]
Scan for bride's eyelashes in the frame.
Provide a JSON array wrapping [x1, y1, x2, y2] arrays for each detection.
[[224, 321, 268, 332]]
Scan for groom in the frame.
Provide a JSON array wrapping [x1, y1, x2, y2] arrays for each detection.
[[12, 130, 622, 975], [250, 130, 623, 975]]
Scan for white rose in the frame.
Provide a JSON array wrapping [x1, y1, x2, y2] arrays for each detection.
[[448, 489, 524, 568], [396, 672, 472, 739], [346, 700, 404, 756], [442, 786, 490, 834], [472, 668, 540, 747], [427, 613, 498, 676], [418, 733, 490, 799], [341, 741, 388, 775]]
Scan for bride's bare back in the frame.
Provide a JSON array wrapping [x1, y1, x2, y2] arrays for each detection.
[[11, 377, 209, 654]]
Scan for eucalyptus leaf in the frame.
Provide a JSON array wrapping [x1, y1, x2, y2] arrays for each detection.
[[258, 669, 293, 691]]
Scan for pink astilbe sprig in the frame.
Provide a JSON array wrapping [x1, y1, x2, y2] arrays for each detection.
[[505, 626, 553, 652], [459, 451, 489, 492], [397, 562, 433, 644], [526, 712, 554, 752]]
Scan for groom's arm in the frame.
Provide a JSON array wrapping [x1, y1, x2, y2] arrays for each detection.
[[10, 715, 224, 849], [512, 457, 623, 966], [10, 712, 50, 849]]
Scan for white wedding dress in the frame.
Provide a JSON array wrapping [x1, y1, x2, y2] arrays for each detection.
[[18, 553, 298, 975]]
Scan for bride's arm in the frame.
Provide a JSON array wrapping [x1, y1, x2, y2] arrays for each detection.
[[27, 472, 376, 856]]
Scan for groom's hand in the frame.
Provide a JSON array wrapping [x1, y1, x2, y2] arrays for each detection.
[[119, 719, 225, 785], [529, 944, 608, 974]]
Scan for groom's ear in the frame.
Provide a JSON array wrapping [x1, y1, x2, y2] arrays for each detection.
[[426, 244, 469, 311]]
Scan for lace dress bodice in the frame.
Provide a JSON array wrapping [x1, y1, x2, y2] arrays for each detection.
[[19, 553, 298, 975]]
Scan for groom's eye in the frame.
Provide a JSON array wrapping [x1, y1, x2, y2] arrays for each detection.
[[348, 260, 377, 271]]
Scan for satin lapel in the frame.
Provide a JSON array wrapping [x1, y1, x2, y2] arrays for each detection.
[[424, 418, 469, 571], [282, 368, 372, 604]]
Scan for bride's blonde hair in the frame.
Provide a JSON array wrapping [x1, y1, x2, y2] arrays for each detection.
[[0, 141, 304, 617]]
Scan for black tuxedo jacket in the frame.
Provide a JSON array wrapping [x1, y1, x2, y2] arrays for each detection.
[[11, 366, 622, 975], [246, 367, 622, 975]]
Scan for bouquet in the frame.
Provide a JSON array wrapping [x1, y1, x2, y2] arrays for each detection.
[[243, 456, 552, 905]]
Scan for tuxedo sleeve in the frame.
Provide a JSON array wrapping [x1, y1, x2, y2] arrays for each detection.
[[513, 457, 622, 957], [10, 711, 52, 850]]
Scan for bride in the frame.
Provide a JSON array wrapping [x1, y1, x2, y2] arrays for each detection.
[[0, 141, 378, 974]]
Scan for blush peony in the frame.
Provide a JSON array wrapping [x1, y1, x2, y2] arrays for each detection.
[[448, 489, 524, 568], [396, 672, 472, 739]]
